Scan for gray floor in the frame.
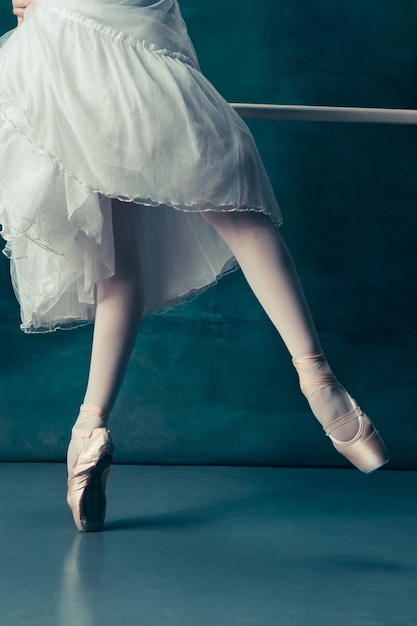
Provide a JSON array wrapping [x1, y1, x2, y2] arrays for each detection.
[[0, 464, 416, 626]]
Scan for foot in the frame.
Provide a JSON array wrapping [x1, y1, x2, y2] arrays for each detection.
[[67, 404, 114, 532], [292, 349, 388, 472], [292, 351, 358, 441]]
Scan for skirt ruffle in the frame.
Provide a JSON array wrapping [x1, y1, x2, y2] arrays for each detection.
[[0, 0, 281, 332]]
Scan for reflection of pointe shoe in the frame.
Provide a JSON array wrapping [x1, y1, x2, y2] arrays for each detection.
[[323, 395, 388, 473], [292, 349, 388, 473], [67, 427, 114, 532]]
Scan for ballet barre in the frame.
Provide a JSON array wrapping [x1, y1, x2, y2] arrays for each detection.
[[230, 103, 417, 125]]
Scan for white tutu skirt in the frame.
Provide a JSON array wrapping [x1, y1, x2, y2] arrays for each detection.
[[0, 0, 281, 332]]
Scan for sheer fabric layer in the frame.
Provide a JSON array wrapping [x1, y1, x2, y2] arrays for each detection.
[[0, 0, 281, 332]]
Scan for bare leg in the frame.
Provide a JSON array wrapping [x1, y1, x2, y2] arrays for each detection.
[[69, 200, 143, 464], [205, 211, 319, 356], [83, 199, 144, 414], [202, 211, 358, 441]]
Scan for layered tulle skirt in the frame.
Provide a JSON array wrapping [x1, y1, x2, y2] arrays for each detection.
[[0, 0, 281, 332]]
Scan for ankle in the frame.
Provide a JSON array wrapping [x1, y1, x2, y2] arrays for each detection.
[[292, 350, 360, 441], [73, 404, 109, 431], [292, 349, 337, 398]]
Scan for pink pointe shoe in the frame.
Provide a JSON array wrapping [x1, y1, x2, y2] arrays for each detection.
[[67, 406, 114, 532], [292, 350, 388, 473]]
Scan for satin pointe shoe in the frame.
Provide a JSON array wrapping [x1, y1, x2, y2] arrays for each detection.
[[322, 394, 388, 473], [292, 350, 389, 473], [67, 409, 114, 532]]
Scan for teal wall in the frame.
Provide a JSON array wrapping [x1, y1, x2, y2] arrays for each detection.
[[1, 1, 416, 467]]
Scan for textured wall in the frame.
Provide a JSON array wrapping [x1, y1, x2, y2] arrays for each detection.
[[1, 1, 416, 467]]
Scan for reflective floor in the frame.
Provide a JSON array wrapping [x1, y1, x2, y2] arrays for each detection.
[[0, 464, 416, 626]]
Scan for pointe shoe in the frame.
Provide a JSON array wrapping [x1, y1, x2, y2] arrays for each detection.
[[67, 421, 114, 532], [322, 394, 388, 473], [292, 350, 388, 473]]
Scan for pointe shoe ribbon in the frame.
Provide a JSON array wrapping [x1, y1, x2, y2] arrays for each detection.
[[292, 349, 341, 396]]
